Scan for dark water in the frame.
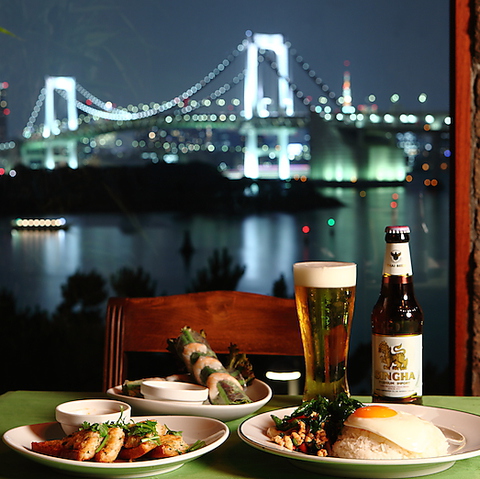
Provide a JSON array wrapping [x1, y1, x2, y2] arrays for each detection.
[[0, 183, 449, 390]]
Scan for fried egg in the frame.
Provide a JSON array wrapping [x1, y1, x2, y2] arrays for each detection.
[[344, 405, 447, 454]]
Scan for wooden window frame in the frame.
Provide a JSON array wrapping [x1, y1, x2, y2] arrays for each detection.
[[453, 0, 472, 395]]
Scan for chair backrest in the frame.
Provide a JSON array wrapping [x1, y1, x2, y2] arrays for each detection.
[[103, 290, 303, 390]]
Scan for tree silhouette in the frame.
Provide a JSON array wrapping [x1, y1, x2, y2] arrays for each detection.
[[110, 266, 157, 297], [188, 248, 246, 292], [55, 269, 108, 322], [272, 273, 289, 298]]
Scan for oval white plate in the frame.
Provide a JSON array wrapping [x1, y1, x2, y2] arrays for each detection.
[[107, 378, 272, 422], [3, 415, 229, 479], [238, 403, 480, 479]]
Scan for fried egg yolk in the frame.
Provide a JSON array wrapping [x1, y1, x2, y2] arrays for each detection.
[[351, 405, 398, 419], [344, 406, 446, 454]]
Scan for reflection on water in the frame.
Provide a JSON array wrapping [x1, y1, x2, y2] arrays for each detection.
[[0, 185, 449, 377]]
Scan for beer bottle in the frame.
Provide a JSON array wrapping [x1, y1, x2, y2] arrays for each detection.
[[371, 225, 423, 404]]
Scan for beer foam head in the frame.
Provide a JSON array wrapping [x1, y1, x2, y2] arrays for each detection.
[[293, 261, 356, 288]]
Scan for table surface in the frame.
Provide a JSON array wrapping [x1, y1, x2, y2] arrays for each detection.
[[1, 391, 480, 478]]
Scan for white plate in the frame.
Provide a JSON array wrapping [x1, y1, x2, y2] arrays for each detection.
[[238, 403, 480, 479], [3, 415, 229, 479], [107, 378, 272, 422]]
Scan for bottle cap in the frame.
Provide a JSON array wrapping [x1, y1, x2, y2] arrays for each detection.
[[385, 225, 410, 234]]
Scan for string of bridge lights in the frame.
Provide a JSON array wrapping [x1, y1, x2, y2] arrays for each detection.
[[289, 47, 341, 105], [176, 71, 246, 115], [262, 47, 340, 110]]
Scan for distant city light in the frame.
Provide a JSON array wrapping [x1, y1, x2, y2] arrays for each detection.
[[163, 154, 178, 164], [390, 93, 400, 103], [418, 93, 428, 103]]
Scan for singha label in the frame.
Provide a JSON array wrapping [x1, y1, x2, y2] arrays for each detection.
[[372, 334, 422, 398]]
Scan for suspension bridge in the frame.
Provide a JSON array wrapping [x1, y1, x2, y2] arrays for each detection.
[[2, 32, 450, 182]]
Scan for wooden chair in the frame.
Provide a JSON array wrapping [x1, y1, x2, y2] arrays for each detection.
[[103, 290, 303, 391]]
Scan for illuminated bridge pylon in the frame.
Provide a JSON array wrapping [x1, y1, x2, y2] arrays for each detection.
[[243, 33, 295, 180], [43, 76, 78, 138]]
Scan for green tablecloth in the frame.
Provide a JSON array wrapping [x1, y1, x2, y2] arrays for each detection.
[[1, 391, 480, 478]]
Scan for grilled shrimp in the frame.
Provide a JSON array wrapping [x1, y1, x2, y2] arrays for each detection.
[[120, 422, 168, 461], [94, 427, 125, 463], [60, 430, 103, 461], [149, 435, 190, 458]]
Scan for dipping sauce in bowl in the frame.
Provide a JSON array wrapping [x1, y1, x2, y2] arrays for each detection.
[[141, 380, 209, 404], [55, 399, 131, 435]]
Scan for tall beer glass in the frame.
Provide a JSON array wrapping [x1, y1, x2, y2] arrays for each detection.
[[293, 261, 357, 401]]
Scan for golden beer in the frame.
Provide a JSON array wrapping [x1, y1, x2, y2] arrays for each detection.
[[294, 262, 356, 401]]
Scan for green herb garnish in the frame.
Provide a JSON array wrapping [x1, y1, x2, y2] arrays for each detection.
[[165, 425, 182, 436], [127, 420, 162, 445], [186, 439, 206, 452]]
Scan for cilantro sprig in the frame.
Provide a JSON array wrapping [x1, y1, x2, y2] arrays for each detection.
[[186, 439, 206, 452], [127, 419, 163, 445]]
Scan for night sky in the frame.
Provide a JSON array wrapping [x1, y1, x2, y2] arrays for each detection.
[[1, 0, 450, 139]]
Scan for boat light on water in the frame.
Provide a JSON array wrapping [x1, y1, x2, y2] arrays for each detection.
[[11, 217, 68, 231]]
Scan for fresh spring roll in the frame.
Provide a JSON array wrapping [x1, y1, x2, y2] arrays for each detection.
[[172, 327, 252, 405], [172, 327, 215, 373], [206, 372, 253, 405]]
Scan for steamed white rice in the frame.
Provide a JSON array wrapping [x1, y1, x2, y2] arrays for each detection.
[[332, 426, 449, 460]]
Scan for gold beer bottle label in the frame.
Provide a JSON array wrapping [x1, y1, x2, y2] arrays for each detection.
[[372, 334, 422, 399]]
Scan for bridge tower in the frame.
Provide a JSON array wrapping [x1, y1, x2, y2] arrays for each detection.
[[243, 33, 294, 180], [42, 76, 78, 169], [43, 76, 78, 138]]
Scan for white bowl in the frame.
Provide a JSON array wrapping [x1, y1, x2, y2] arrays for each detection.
[[141, 380, 209, 404], [55, 399, 131, 435]]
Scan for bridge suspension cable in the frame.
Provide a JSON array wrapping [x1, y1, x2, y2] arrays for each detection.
[[23, 37, 250, 136], [289, 47, 341, 105], [261, 45, 341, 109]]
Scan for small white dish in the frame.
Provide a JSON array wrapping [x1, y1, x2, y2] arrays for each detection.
[[141, 380, 208, 404], [238, 403, 480, 478], [55, 399, 131, 435], [107, 378, 272, 422], [3, 415, 229, 478]]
